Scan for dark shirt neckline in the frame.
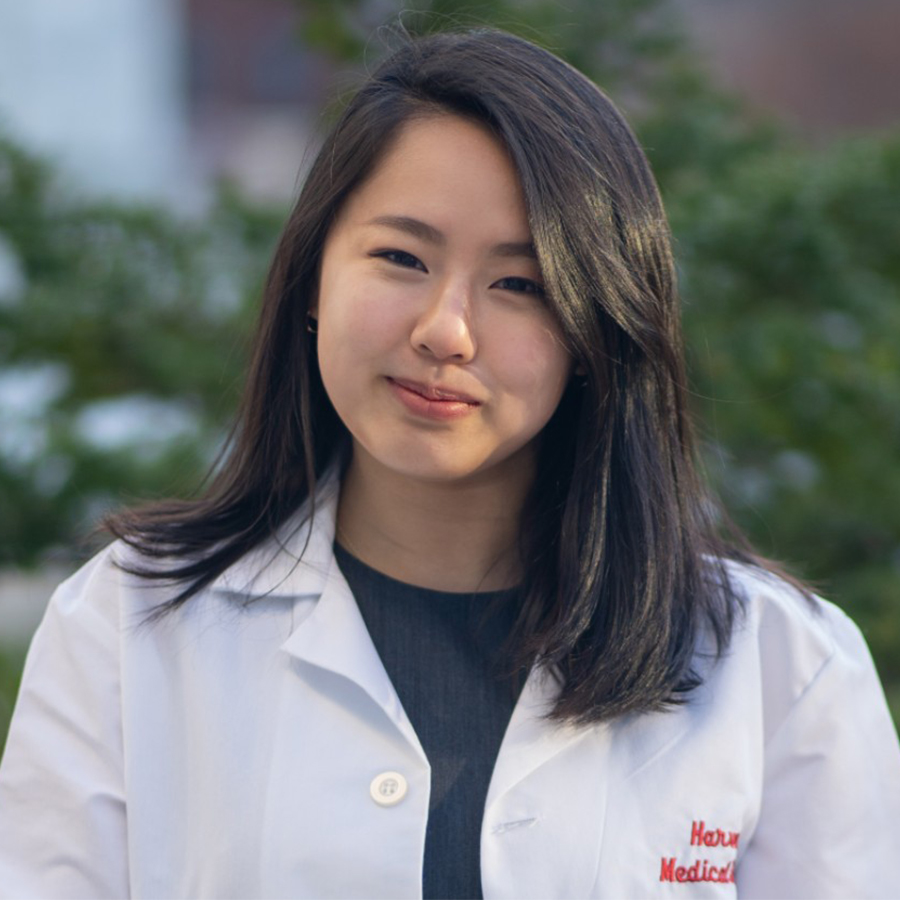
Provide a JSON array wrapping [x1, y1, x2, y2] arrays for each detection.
[[333, 540, 520, 603]]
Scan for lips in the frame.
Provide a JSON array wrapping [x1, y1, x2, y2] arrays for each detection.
[[387, 377, 481, 405], [385, 376, 482, 421]]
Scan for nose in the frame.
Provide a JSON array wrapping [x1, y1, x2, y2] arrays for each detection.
[[409, 279, 476, 362]]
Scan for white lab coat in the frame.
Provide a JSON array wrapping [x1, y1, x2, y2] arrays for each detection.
[[1, 478, 899, 899]]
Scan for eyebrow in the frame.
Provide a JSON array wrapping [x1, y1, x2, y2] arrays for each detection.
[[366, 215, 537, 259]]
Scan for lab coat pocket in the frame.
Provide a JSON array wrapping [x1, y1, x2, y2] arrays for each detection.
[[590, 694, 757, 898]]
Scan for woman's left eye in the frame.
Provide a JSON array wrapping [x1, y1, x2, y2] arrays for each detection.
[[493, 276, 546, 297]]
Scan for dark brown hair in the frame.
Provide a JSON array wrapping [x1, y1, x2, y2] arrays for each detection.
[[108, 28, 799, 724]]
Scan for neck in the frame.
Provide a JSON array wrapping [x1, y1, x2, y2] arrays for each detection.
[[335, 447, 535, 592]]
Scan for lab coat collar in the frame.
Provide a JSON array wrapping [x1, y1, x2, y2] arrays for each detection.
[[279, 544, 426, 757], [209, 473, 425, 754], [207, 474, 341, 600], [206, 471, 605, 799]]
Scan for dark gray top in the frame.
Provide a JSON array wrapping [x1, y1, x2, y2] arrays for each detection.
[[334, 543, 523, 900]]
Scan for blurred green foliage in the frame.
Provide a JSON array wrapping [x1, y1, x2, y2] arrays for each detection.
[[1, 0, 898, 747], [673, 135, 900, 685], [0, 141, 284, 564], [0, 644, 27, 752]]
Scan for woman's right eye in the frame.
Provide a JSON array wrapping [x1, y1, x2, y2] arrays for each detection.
[[371, 249, 427, 272]]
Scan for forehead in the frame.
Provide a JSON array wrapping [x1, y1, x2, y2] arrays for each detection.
[[335, 114, 531, 238]]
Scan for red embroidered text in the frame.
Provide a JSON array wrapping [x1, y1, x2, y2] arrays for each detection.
[[659, 857, 736, 884], [659, 820, 740, 885], [691, 820, 740, 850]]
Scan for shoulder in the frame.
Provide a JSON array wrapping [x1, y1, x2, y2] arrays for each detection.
[[709, 566, 900, 895], [40, 541, 131, 626], [714, 560, 883, 742], [44, 539, 186, 624], [723, 560, 867, 675], [46, 471, 342, 625]]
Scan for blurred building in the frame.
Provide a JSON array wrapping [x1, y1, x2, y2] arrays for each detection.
[[0, 0, 325, 208], [0, 0, 189, 204], [680, 0, 900, 140], [185, 0, 330, 203], [0, 0, 898, 203]]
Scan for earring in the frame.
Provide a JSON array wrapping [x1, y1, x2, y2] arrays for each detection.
[[306, 313, 318, 335]]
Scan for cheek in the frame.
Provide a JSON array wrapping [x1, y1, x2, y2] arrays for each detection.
[[495, 325, 572, 411], [317, 276, 404, 368]]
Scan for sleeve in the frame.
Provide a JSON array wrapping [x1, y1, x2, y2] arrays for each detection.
[[737, 603, 900, 900], [0, 550, 129, 900]]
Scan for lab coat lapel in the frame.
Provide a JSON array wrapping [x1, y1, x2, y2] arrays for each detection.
[[482, 666, 613, 899], [279, 555, 424, 756], [485, 664, 590, 808], [209, 475, 424, 754]]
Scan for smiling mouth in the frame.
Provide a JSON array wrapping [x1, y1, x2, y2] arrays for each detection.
[[387, 377, 481, 405], [386, 377, 481, 420]]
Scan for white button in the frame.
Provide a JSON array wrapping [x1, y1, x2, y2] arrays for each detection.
[[370, 771, 408, 806]]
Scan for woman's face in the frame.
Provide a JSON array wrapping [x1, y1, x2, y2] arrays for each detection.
[[315, 114, 572, 487]]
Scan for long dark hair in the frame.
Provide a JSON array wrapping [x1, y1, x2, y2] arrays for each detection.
[[108, 28, 798, 724]]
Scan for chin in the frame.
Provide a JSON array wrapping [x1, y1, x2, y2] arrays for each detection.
[[384, 454, 486, 484], [379, 439, 535, 487]]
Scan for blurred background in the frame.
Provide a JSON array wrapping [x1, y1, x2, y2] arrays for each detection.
[[1, 0, 899, 748]]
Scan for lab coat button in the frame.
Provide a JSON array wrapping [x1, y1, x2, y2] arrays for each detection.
[[370, 771, 408, 806]]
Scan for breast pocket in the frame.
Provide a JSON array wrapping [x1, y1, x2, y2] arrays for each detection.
[[589, 701, 759, 899]]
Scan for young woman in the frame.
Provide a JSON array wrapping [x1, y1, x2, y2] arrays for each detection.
[[1, 28, 898, 900]]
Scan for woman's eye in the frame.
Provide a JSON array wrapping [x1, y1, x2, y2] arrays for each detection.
[[494, 276, 546, 297], [371, 249, 427, 271]]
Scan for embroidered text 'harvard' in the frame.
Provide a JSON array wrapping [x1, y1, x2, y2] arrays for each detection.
[[659, 820, 740, 885], [691, 819, 739, 849]]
